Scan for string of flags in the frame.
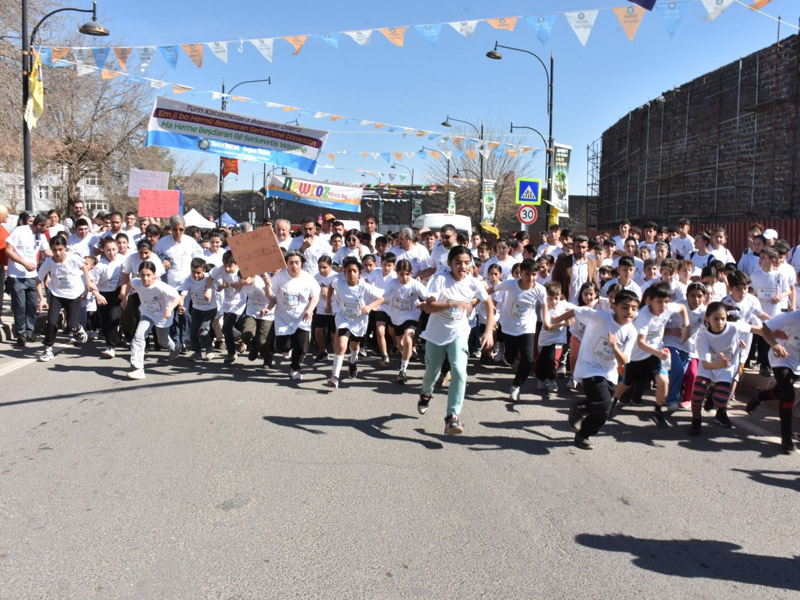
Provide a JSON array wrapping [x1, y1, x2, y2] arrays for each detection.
[[36, 0, 782, 74]]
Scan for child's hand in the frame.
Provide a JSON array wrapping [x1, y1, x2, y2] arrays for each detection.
[[607, 332, 618, 348], [738, 339, 747, 350], [177, 305, 186, 315], [38, 299, 47, 314], [771, 296, 781, 305], [773, 330, 788, 340], [718, 352, 731, 367], [95, 294, 108, 306], [204, 289, 212, 302], [772, 344, 789, 359], [164, 309, 173, 321]]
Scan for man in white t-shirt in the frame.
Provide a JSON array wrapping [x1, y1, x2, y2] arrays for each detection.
[[671, 217, 695, 260], [388, 227, 430, 278], [101, 211, 125, 240], [611, 219, 631, 251], [123, 211, 142, 243], [274, 218, 293, 251], [363, 215, 380, 246], [288, 216, 333, 273]]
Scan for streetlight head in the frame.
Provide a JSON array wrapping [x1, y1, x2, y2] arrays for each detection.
[[486, 49, 502, 60], [391, 164, 397, 169], [441, 120, 451, 128], [79, 19, 109, 36]]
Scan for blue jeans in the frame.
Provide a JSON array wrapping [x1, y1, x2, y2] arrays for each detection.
[[421, 336, 469, 417], [666, 347, 690, 405], [9, 276, 38, 339]]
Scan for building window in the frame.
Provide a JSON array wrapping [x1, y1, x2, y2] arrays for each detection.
[[83, 172, 99, 186], [38, 186, 50, 200], [17, 185, 24, 199]]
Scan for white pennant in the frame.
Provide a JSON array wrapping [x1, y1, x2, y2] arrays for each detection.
[[360, 119, 373, 126], [137, 46, 156, 71], [71, 47, 92, 67], [701, 0, 734, 21], [441, 150, 452, 161], [211, 91, 223, 100], [401, 127, 415, 138], [564, 10, 598, 46], [250, 38, 274, 62], [478, 146, 492, 160], [149, 79, 169, 89], [314, 112, 329, 119], [448, 20, 480, 38], [344, 30, 373, 45], [207, 41, 228, 63]]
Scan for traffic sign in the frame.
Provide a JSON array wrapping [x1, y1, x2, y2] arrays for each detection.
[[517, 204, 538, 225], [515, 177, 542, 205]]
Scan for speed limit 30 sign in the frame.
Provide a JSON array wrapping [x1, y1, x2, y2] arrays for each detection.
[[517, 204, 538, 225]]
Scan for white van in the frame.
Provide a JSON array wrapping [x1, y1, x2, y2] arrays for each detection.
[[412, 213, 472, 238]]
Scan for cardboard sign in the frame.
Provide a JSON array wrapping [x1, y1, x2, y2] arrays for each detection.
[[138, 189, 181, 218], [226, 226, 286, 278], [128, 169, 170, 197]]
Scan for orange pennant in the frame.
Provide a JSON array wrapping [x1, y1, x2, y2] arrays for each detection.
[[379, 26, 407, 47], [326, 153, 335, 163], [613, 5, 645, 42], [182, 44, 204, 68], [428, 151, 440, 159], [488, 141, 501, 150], [506, 148, 519, 158], [361, 153, 369, 157], [231, 95, 248, 102], [52, 47, 70, 62], [221, 157, 238, 178], [453, 136, 465, 148], [486, 17, 518, 31], [466, 149, 477, 161], [416, 130, 428, 137], [522, 147, 533, 154], [392, 152, 403, 162], [114, 47, 131, 72], [284, 35, 307, 55], [173, 84, 192, 94], [100, 69, 120, 80], [374, 123, 386, 129], [330, 115, 344, 122], [748, 0, 773, 8], [282, 106, 298, 113]]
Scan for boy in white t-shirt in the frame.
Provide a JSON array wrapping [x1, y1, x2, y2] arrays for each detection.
[[750, 247, 792, 377]]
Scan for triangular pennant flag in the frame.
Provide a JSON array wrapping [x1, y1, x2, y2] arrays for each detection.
[[173, 84, 192, 94], [488, 141, 501, 150], [466, 149, 478, 161], [416, 130, 428, 137], [344, 30, 373, 45], [374, 123, 386, 129], [526, 15, 557, 44], [282, 106, 298, 113], [231, 96, 248, 102], [71, 47, 92, 67], [207, 41, 228, 63], [448, 20, 480, 38], [506, 148, 519, 157], [565, 10, 599, 46], [38, 47, 52, 67], [149, 79, 169, 89], [360, 119, 374, 126], [749, 0, 774, 8], [380, 153, 392, 164], [159, 45, 179, 69], [182, 44, 203, 68], [379, 27, 406, 47], [250, 38, 274, 62], [392, 152, 403, 161], [492, 148, 505, 159], [361, 153, 369, 158], [114, 47, 132, 71], [283, 35, 307, 55], [326, 153, 335, 162], [330, 115, 344, 121], [656, 1, 690, 38], [370, 153, 380, 159], [316, 33, 339, 48], [452, 150, 464, 159], [100, 69, 120, 80], [388, 173, 396, 182], [479, 147, 492, 160], [398, 175, 407, 182], [405, 152, 416, 159], [137, 46, 156, 71], [614, 5, 645, 41], [628, 0, 656, 9], [414, 24, 442, 45], [211, 91, 223, 100], [314, 112, 330, 118], [51, 47, 70, 66], [701, 0, 734, 21], [486, 17, 518, 31], [440, 150, 452, 161], [417, 150, 427, 160], [521, 147, 532, 154], [427, 133, 443, 141], [428, 151, 440, 159], [401, 127, 415, 138], [91, 47, 110, 69], [453, 136, 465, 148]]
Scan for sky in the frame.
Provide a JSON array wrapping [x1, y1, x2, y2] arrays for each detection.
[[43, 0, 800, 195]]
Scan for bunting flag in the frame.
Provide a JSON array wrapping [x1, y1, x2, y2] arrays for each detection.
[[24, 49, 43, 129], [137, 46, 156, 71], [173, 84, 192, 94], [251, 38, 274, 62], [748, 0, 773, 8], [317, 33, 339, 48], [486, 17, 518, 31], [207, 41, 228, 63], [114, 47, 132, 71], [564, 10, 599, 46], [283, 35, 307, 54], [614, 5, 646, 41], [656, 1, 689, 37], [526, 15, 557, 44], [392, 152, 403, 161], [101, 69, 120, 80], [71, 48, 94, 75], [415, 24, 441, 45], [701, 0, 734, 21], [221, 157, 239, 178], [182, 44, 203, 68], [628, 0, 657, 9], [345, 30, 372, 45], [159, 45, 179, 69], [379, 27, 406, 47], [449, 20, 480, 38], [51, 47, 70, 65], [92, 47, 110, 69]]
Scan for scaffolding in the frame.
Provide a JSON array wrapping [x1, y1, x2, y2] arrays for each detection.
[[586, 138, 601, 229]]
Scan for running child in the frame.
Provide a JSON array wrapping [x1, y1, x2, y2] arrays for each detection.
[[663, 282, 708, 410], [365, 251, 397, 367], [92, 237, 125, 358], [211, 251, 247, 364], [383, 258, 428, 384], [536, 280, 575, 394], [313, 255, 336, 362], [567, 281, 601, 391], [178, 257, 217, 361], [240, 271, 275, 366]]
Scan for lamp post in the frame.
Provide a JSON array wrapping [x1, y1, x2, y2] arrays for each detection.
[[420, 145, 451, 189], [361, 172, 380, 185], [487, 42, 554, 225], [22, 1, 109, 213], [390, 163, 413, 186], [441, 115, 483, 188], [217, 76, 271, 226]]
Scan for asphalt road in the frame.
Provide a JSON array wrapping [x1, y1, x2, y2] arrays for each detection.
[[1, 339, 799, 600]]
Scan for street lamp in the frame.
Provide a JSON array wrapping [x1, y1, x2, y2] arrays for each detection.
[[217, 76, 271, 226], [441, 115, 483, 191], [361, 172, 380, 185], [22, 1, 109, 213], [390, 163, 414, 186], [420, 146, 450, 188], [487, 41, 555, 225]]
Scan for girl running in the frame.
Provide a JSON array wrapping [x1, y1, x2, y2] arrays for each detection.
[[92, 237, 125, 359], [383, 258, 428, 384], [567, 281, 601, 391], [178, 257, 217, 361]]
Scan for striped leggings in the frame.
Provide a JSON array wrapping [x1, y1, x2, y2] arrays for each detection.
[[691, 377, 731, 420]]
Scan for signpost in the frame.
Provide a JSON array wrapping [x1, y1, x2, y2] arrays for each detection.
[[515, 177, 542, 205], [517, 204, 538, 226]]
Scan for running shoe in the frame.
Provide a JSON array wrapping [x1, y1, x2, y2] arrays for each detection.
[[547, 380, 558, 393], [389, 345, 399, 356], [74, 327, 88, 344], [205, 351, 216, 361], [224, 353, 237, 364], [665, 401, 681, 412], [326, 376, 339, 388], [101, 346, 116, 359], [688, 419, 701, 437], [290, 370, 303, 380], [509, 386, 520, 402], [573, 434, 594, 450], [759, 364, 771, 378], [444, 414, 464, 435], [652, 410, 668, 428], [348, 360, 358, 378], [168, 345, 181, 361], [380, 355, 390, 368], [397, 370, 408, 385], [38, 347, 54, 362], [568, 404, 586, 433], [714, 409, 733, 429], [127, 368, 146, 380], [781, 439, 797, 455], [537, 379, 547, 391], [417, 393, 431, 415], [567, 378, 578, 392], [248, 346, 259, 361], [745, 388, 763, 414], [314, 352, 329, 363]]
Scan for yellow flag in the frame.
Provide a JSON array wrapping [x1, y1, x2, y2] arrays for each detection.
[[24, 49, 44, 129], [548, 206, 560, 227]]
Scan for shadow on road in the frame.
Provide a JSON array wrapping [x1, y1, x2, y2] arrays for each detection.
[[574, 533, 800, 591], [731, 468, 800, 493], [262, 413, 444, 450]]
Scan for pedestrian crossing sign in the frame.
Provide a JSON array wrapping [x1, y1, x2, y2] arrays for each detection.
[[515, 178, 542, 205]]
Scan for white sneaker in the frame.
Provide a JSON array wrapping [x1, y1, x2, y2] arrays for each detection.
[[290, 370, 303, 380], [537, 379, 547, 391], [101, 346, 116, 359], [38, 347, 54, 362], [205, 351, 216, 361], [567, 378, 578, 391], [127, 368, 146, 380], [168, 345, 180, 360], [547, 380, 558, 393], [326, 376, 339, 388], [74, 327, 88, 344], [509, 386, 520, 402]]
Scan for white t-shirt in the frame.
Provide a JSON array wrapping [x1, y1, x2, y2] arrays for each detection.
[[210, 265, 246, 315], [611, 256, 644, 285], [331, 277, 383, 337], [485, 255, 516, 280], [66, 232, 100, 259], [365, 269, 396, 290], [332, 246, 365, 267], [737, 251, 759, 277], [154, 235, 203, 288], [601, 278, 642, 299], [178, 274, 217, 312], [671, 235, 695, 259], [123, 252, 166, 282], [629, 302, 682, 362], [663, 300, 708, 357], [421, 272, 488, 346], [203, 249, 225, 268], [424, 243, 454, 276], [383, 277, 428, 325], [314, 272, 337, 316], [750, 268, 791, 318], [777, 263, 795, 310], [92, 255, 125, 293], [494, 279, 547, 337], [696, 321, 752, 382], [688, 251, 714, 276], [288, 236, 332, 274], [390, 243, 430, 278], [271, 269, 321, 335], [710, 246, 736, 265], [49, 224, 68, 238], [611, 235, 627, 251], [571, 307, 637, 384], [241, 275, 274, 319], [7, 225, 48, 278], [38, 254, 86, 299], [131, 279, 179, 328], [765, 311, 800, 374], [538, 300, 576, 347]]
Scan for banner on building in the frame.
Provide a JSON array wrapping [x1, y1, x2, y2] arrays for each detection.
[[412, 198, 423, 220], [551, 143, 571, 217], [481, 179, 496, 224], [146, 96, 329, 174], [268, 174, 362, 213], [447, 190, 456, 215]]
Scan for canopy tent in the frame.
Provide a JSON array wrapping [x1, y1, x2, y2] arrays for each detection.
[[220, 212, 239, 227], [183, 208, 217, 229]]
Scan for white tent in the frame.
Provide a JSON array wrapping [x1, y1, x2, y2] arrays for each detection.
[[183, 208, 217, 229]]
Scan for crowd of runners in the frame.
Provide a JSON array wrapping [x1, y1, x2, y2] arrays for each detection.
[[1, 202, 799, 453]]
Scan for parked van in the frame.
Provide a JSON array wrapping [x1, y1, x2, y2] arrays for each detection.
[[412, 213, 472, 238]]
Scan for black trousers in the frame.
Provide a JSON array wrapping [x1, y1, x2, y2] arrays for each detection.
[[504, 332, 535, 387], [97, 288, 122, 347], [576, 376, 616, 438], [44, 294, 81, 347], [270, 328, 311, 371]]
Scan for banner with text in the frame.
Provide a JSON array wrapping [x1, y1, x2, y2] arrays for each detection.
[[268, 174, 363, 213], [551, 143, 571, 217], [481, 179, 496, 224], [146, 96, 329, 174]]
